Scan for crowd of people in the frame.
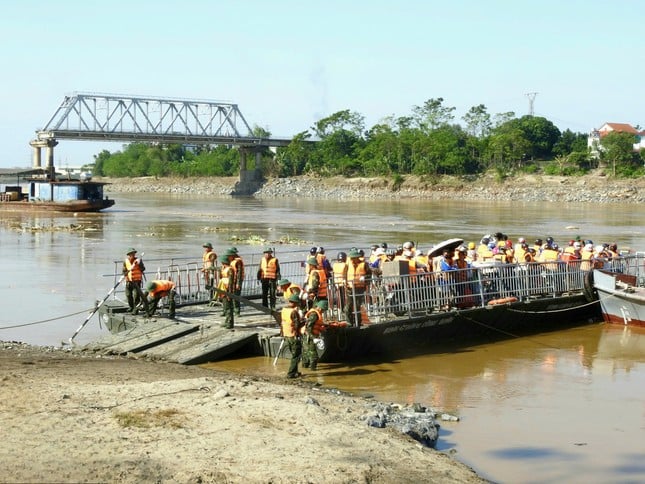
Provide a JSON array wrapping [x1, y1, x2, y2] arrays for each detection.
[[120, 234, 627, 378]]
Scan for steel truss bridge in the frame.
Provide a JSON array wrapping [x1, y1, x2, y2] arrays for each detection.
[[30, 93, 294, 191]]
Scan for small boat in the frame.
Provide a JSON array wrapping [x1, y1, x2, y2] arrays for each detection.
[[86, 251, 615, 364], [593, 257, 645, 327], [0, 168, 114, 213]]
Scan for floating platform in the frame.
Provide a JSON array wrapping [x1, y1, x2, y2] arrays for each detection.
[[82, 304, 283, 365]]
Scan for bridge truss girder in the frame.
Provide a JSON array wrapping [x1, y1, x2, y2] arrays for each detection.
[[35, 93, 289, 147]]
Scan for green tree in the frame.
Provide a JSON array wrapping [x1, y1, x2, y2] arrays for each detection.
[[462, 104, 492, 137], [411, 97, 455, 132], [275, 131, 313, 177], [600, 131, 637, 176], [311, 110, 365, 138]]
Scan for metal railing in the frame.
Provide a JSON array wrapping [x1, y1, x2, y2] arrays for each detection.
[[105, 254, 645, 324]]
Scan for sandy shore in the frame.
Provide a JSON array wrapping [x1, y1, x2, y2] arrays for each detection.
[[0, 343, 486, 483]]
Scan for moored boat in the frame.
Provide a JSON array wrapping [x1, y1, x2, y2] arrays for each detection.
[[89, 252, 608, 364], [593, 255, 645, 327], [0, 168, 114, 212]]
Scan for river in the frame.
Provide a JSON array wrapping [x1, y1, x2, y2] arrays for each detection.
[[1, 192, 644, 483]]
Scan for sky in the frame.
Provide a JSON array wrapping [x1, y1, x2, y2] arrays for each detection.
[[0, 0, 642, 168]]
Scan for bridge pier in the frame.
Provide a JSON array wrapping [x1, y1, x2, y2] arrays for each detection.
[[30, 138, 58, 179], [234, 147, 264, 196]]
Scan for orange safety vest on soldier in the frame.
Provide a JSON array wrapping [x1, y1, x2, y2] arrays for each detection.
[[231, 256, 244, 287], [332, 261, 348, 286], [308, 269, 328, 298], [203, 250, 216, 270], [281, 307, 300, 337], [124, 259, 143, 282], [301, 307, 326, 336], [259, 257, 278, 279], [149, 280, 175, 298], [347, 260, 368, 289], [217, 265, 235, 298]]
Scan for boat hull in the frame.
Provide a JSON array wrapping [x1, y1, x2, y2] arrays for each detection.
[[318, 294, 600, 362], [0, 199, 115, 213], [593, 270, 645, 327]]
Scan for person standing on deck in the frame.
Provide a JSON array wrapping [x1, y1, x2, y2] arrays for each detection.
[[202, 242, 217, 293], [257, 247, 281, 310], [332, 252, 349, 313], [281, 293, 304, 378], [230, 247, 245, 315], [305, 256, 328, 310], [122, 248, 148, 315], [301, 299, 328, 371], [215, 249, 237, 329], [346, 248, 371, 326], [145, 280, 176, 318]]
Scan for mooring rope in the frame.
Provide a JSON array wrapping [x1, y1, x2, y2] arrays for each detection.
[[0, 308, 93, 330]]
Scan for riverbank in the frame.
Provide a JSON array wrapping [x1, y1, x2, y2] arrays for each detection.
[[102, 173, 645, 204], [0, 342, 486, 483]]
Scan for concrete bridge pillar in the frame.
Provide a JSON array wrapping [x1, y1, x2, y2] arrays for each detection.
[[234, 147, 265, 196], [29, 139, 47, 169], [29, 139, 58, 178], [45, 139, 58, 173]]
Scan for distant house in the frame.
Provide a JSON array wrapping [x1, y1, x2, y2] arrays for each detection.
[[588, 122, 645, 157]]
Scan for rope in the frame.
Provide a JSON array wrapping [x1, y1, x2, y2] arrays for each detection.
[[460, 313, 572, 350], [0, 308, 93, 330], [507, 298, 600, 314]]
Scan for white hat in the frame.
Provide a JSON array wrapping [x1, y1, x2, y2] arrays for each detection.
[[573, 242, 581, 248], [584, 243, 594, 251], [374, 247, 385, 256], [595, 245, 604, 253], [402, 249, 413, 257]]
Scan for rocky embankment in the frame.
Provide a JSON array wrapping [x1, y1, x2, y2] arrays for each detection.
[[102, 173, 645, 204]]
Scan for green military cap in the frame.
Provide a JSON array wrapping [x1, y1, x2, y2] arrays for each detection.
[[126, 247, 137, 255], [203, 242, 213, 249], [223, 248, 237, 257], [278, 278, 291, 286], [306, 256, 318, 266], [348, 249, 361, 258], [263, 247, 273, 253], [288, 293, 301, 303], [145, 281, 156, 291], [316, 300, 329, 311]]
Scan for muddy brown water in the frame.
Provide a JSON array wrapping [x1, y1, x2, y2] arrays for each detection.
[[1, 192, 644, 483]]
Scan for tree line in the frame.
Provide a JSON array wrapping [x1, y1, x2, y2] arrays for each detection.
[[91, 98, 645, 180]]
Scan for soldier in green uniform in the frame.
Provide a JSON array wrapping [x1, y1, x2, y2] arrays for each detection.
[[215, 248, 237, 329], [281, 293, 303, 378], [301, 299, 327, 371]]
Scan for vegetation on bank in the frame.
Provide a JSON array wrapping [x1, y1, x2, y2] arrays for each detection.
[[89, 98, 645, 180]]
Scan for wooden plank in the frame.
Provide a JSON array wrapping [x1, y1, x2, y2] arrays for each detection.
[[172, 331, 261, 365], [94, 322, 201, 355]]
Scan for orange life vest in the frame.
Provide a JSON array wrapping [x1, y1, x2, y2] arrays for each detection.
[[217, 265, 234, 298], [348, 260, 368, 289], [231, 257, 244, 281], [308, 269, 328, 298], [332, 261, 348, 286], [281, 307, 300, 337], [203, 250, 217, 270], [302, 308, 325, 336], [124, 258, 143, 282], [149, 280, 175, 298], [260, 256, 278, 279]]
